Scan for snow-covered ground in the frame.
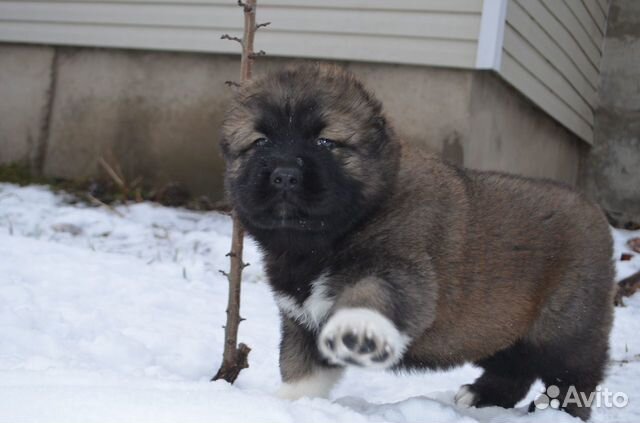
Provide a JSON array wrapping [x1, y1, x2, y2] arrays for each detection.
[[0, 183, 638, 423]]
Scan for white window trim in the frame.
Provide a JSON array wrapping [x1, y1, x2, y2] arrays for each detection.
[[475, 0, 508, 71]]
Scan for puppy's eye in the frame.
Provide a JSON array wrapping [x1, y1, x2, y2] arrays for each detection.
[[316, 138, 337, 149], [254, 137, 270, 147]]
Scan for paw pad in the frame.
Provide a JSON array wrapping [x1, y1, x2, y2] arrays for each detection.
[[318, 308, 409, 369]]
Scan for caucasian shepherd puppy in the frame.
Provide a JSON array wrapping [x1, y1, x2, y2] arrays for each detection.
[[220, 63, 614, 420]]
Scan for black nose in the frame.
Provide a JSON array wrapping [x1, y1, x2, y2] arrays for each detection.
[[271, 167, 302, 191]]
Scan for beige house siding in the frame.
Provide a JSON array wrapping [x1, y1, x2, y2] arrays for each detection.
[[0, 0, 483, 68], [500, 0, 610, 144], [0, 0, 611, 144]]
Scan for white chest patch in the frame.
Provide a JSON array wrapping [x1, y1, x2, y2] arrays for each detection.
[[274, 275, 334, 331]]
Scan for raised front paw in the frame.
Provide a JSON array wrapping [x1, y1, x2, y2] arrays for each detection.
[[318, 308, 409, 369]]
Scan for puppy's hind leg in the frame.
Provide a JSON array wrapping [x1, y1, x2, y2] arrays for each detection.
[[535, 341, 609, 421], [526, 263, 613, 421], [455, 342, 536, 409], [277, 316, 344, 400]]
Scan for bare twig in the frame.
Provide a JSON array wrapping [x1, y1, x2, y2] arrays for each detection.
[[213, 0, 264, 384], [129, 176, 143, 189], [240, 0, 259, 81], [256, 22, 270, 30], [249, 50, 266, 59], [212, 216, 250, 383], [86, 193, 125, 218], [221, 34, 243, 44], [98, 157, 126, 191], [237, 0, 252, 12]]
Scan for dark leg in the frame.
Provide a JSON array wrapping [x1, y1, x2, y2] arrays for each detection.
[[535, 342, 609, 421], [456, 342, 536, 409]]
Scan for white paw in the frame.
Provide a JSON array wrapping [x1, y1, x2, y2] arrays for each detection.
[[454, 384, 477, 407], [318, 308, 409, 369]]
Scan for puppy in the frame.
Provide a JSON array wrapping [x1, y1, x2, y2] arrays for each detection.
[[220, 63, 615, 420]]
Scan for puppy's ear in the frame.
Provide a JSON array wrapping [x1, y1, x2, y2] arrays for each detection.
[[373, 115, 392, 143], [219, 134, 233, 160], [370, 117, 399, 159], [374, 116, 386, 131]]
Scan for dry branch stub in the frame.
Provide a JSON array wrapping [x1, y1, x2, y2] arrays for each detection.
[[212, 0, 262, 384]]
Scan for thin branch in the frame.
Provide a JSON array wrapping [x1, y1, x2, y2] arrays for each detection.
[[221, 34, 243, 45], [237, 0, 253, 12], [86, 193, 125, 218], [249, 50, 266, 59], [98, 157, 126, 191], [213, 0, 259, 385], [255, 22, 270, 30], [239, 0, 257, 81]]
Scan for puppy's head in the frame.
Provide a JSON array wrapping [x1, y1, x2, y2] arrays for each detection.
[[221, 63, 400, 247]]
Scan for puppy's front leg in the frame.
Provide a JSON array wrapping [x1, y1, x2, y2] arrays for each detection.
[[318, 274, 436, 369], [277, 316, 344, 400]]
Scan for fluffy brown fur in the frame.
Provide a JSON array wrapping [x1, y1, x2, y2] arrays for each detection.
[[220, 63, 615, 420]]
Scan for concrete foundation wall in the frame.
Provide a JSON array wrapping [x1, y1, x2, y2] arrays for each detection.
[[0, 43, 585, 201], [0, 44, 54, 168], [582, 0, 640, 227], [43, 49, 238, 199], [467, 72, 585, 185]]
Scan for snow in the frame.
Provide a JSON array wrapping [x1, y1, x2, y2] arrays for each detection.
[[0, 182, 638, 423]]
